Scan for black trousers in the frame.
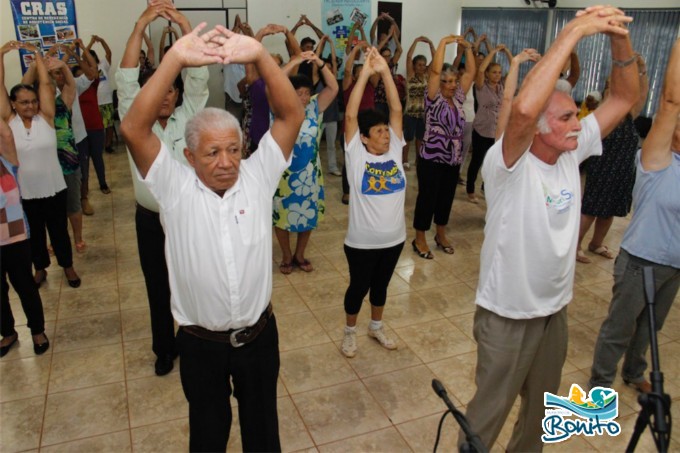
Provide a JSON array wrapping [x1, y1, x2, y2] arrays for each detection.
[[135, 205, 176, 359], [466, 129, 495, 195], [22, 189, 73, 271], [1, 240, 45, 337], [413, 159, 460, 231], [177, 315, 281, 453], [344, 242, 404, 315]]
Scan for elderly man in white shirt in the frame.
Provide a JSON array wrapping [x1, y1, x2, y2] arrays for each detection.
[[120, 18, 304, 453], [460, 5, 639, 452]]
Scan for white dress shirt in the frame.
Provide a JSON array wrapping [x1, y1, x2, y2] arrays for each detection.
[[141, 131, 291, 331]]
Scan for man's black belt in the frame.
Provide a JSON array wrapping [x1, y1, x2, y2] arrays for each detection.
[[181, 303, 273, 348], [136, 203, 160, 218]]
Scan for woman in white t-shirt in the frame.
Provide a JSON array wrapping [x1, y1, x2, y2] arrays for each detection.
[[341, 48, 406, 358]]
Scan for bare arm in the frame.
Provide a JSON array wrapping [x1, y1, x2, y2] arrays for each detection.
[[0, 42, 13, 121], [95, 35, 112, 63], [369, 15, 380, 44], [47, 56, 77, 109], [75, 39, 98, 80], [29, 45, 56, 125], [120, 3, 171, 69], [392, 27, 402, 65], [566, 51, 580, 87], [495, 49, 541, 140], [209, 26, 304, 159], [374, 48, 403, 136], [405, 37, 419, 78], [143, 32, 155, 66], [476, 47, 499, 88], [630, 54, 649, 119], [504, 6, 634, 168], [428, 35, 458, 101], [641, 37, 680, 171], [0, 116, 17, 165], [120, 24, 222, 176], [303, 16, 325, 39], [343, 42, 366, 90], [458, 39, 476, 94]]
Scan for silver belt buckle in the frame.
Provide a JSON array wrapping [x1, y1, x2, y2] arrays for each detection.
[[229, 328, 246, 348]]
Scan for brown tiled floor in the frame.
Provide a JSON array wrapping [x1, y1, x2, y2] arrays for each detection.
[[2, 141, 679, 452]]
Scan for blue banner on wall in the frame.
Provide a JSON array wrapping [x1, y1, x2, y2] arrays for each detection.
[[322, 0, 371, 77], [10, 0, 79, 73]]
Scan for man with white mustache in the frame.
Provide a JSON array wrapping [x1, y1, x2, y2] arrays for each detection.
[[460, 5, 639, 451]]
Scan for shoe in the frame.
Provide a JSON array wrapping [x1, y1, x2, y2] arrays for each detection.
[[576, 249, 591, 264], [100, 186, 111, 195], [368, 326, 397, 350], [588, 244, 615, 259], [341, 194, 349, 205], [434, 235, 455, 254], [279, 260, 293, 275], [105, 146, 115, 153], [155, 353, 177, 376], [468, 194, 479, 204], [0, 332, 19, 358], [624, 379, 652, 394], [329, 170, 342, 176], [292, 257, 313, 272], [458, 178, 466, 186], [81, 198, 94, 216], [341, 330, 357, 358], [64, 269, 81, 288], [33, 333, 50, 355], [403, 162, 411, 170], [34, 269, 48, 288], [411, 240, 433, 260]]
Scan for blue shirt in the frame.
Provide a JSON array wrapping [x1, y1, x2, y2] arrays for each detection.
[[621, 151, 680, 268]]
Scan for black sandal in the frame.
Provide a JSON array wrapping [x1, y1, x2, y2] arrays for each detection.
[[434, 236, 455, 254], [411, 240, 433, 260]]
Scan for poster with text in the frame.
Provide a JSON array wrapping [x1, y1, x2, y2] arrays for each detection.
[[321, 0, 371, 78], [11, 0, 79, 73]]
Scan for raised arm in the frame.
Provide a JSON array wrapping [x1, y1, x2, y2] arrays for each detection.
[[0, 42, 13, 121], [47, 56, 77, 109], [309, 51, 339, 112], [392, 27, 403, 65], [303, 16, 325, 39], [591, 17, 639, 138], [373, 48, 403, 136], [159, 26, 179, 61], [96, 35, 112, 63], [641, 38, 680, 171], [565, 51, 580, 87], [343, 42, 366, 90], [209, 25, 304, 159], [0, 117, 17, 165], [28, 44, 56, 124], [495, 49, 541, 140], [120, 3, 173, 69], [427, 35, 458, 101], [143, 32, 155, 66], [475, 47, 500, 88], [345, 51, 374, 140], [630, 54, 649, 119], [74, 39, 98, 80], [503, 5, 634, 168], [498, 44, 513, 66], [120, 24, 222, 176], [458, 39, 476, 94], [463, 26, 477, 43]]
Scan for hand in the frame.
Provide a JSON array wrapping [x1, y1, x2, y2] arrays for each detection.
[[299, 50, 319, 66], [240, 22, 254, 37], [73, 38, 84, 48], [365, 47, 389, 74], [204, 25, 266, 65], [166, 8, 189, 27], [147, 0, 176, 21], [440, 35, 461, 46], [45, 55, 66, 71], [455, 37, 472, 49], [514, 48, 541, 64], [496, 44, 507, 51], [46, 45, 60, 56], [138, 1, 174, 25], [1, 41, 21, 55], [20, 42, 40, 53], [479, 34, 487, 41], [165, 23, 223, 67], [570, 5, 632, 38]]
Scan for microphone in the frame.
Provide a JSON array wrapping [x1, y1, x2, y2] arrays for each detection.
[[431, 379, 487, 453]]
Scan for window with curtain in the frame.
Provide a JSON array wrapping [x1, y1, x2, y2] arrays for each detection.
[[553, 9, 680, 118], [461, 9, 548, 85]]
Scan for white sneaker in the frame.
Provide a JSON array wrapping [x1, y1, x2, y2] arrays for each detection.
[[368, 327, 397, 350], [342, 330, 357, 358], [403, 162, 411, 170]]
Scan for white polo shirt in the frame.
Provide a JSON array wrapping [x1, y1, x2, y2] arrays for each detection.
[[141, 131, 290, 331]]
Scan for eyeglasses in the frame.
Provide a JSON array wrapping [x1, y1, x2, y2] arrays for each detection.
[[15, 99, 39, 106]]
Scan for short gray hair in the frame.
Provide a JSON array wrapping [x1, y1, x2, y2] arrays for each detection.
[[185, 107, 243, 152], [537, 80, 575, 134]]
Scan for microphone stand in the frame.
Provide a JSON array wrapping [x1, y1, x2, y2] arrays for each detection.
[[431, 379, 487, 453], [625, 267, 672, 452]]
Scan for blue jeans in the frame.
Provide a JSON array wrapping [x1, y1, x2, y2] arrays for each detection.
[[590, 249, 680, 387]]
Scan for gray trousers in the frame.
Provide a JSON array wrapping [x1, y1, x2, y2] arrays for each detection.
[[590, 249, 680, 388], [460, 305, 567, 452]]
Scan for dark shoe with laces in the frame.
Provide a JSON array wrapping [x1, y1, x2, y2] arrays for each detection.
[[33, 333, 50, 355], [155, 353, 177, 376]]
